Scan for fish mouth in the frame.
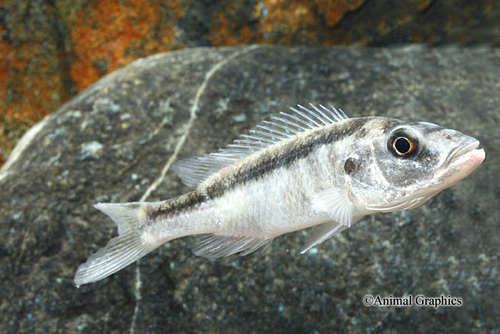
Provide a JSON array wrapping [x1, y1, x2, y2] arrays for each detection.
[[445, 140, 483, 166], [436, 139, 484, 190]]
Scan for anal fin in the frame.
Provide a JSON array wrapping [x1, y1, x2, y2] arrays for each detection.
[[192, 234, 272, 259]]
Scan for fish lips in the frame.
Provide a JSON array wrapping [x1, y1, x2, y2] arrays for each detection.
[[440, 140, 485, 188], [446, 140, 485, 169]]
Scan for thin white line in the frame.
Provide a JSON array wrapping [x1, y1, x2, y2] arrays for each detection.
[[139, 46, 260, 202], [0, 114, 53, 182], [129, 45, 261, 334], [129, 263, 142, 334]]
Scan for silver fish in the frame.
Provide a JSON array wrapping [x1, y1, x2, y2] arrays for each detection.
[[74, 104, 485, 286]]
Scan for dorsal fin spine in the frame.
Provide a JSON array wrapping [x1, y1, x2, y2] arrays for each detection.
[[297, 104, 329, 126], [320, 104, 347, 121], [310, 104, 335, 123], [262, 120, 298, 135], [234, 139, 265, 148], [255, 125, 290, 138], [322, 105, 343, 122], [280, 112, 315, 129], [251, 129, 287, 141], [269, 117, 302, 134], [290, 107, 322, 127], [241, 134, 275, 144]]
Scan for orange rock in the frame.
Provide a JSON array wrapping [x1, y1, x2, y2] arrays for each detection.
[[70, 0, 182, 91]]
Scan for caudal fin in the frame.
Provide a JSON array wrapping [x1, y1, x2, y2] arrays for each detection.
[[74, 202, 157, 287]]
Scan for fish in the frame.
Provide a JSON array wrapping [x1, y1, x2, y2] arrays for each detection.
[[74, 104, 485, 286]]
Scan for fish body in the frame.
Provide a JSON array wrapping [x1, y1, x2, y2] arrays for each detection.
[[75, 105, 485, 286]]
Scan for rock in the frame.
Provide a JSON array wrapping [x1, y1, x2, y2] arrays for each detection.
[[0, 45, 498, 333]]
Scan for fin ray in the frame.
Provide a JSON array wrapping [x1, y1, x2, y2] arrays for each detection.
[[310, 104, 335, 123], [301, 222, 347, 253], [311, 187, 355, 227], [192, 234, 272, 259], [74, 202, 158, 286]]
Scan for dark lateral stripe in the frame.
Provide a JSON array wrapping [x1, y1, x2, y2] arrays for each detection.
[[149, 117, 398, 220], [148, 191, 207, 221]]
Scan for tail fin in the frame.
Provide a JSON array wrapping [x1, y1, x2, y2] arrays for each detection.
[[74, 202, 158, 287]]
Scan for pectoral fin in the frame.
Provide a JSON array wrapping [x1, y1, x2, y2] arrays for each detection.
[[311, 187, 355, 227]]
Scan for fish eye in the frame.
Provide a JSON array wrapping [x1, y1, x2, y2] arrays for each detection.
[[394, 137, 412, 154], [388, 131, 418, 158]]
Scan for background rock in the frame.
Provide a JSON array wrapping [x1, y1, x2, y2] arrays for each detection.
[[0, 45, 499, 332], [1, 0, 500, 165]]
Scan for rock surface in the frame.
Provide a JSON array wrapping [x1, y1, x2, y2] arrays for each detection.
[[0, 45, 499, 333]]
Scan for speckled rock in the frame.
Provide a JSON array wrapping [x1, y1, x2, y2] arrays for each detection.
[[0, 45, 498, 333]]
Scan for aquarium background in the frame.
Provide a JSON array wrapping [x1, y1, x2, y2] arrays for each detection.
[[0, 1, 499, 333]]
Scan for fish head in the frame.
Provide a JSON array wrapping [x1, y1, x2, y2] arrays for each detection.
[[345, 118, 485, 214]]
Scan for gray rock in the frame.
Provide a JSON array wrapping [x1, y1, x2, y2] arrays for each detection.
[[0, 45, 498, 333]]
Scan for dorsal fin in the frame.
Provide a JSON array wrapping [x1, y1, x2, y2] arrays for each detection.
[[172, 104, 349, 188]]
